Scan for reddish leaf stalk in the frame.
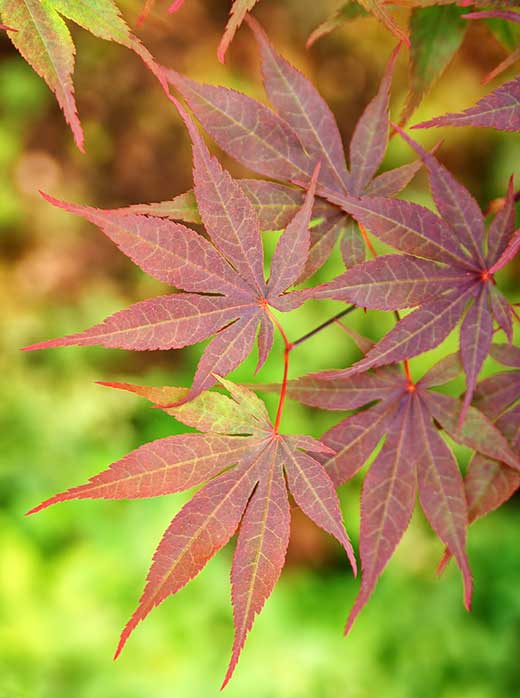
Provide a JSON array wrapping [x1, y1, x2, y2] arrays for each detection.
[[404, 359, 414, 388], [359, 223, 377, 258], [393, 310, 414, 387], [267, 306, 357, 432], [263, 305, 293, 433]]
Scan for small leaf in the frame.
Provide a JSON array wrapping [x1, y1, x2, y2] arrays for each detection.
[[217, 0, 259, 64], [486, 176, 516, 266], [0, 0, 168, 150], [394, 126, 486, 267], [167, 70, 312, 182], [27, 434, 250, 513], [307, 1, 369, 47], [331, 287, 475, 378], [414, 76, 520, 132], [115, 456, 261, 660]]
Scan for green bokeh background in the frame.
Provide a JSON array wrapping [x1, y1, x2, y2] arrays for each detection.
[[1, 1, 519, 696]]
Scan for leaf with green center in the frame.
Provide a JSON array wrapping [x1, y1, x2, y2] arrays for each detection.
[[28, 381, 354, 686]]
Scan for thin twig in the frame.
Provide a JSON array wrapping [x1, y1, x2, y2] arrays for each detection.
[[293, 306, 356, 347]]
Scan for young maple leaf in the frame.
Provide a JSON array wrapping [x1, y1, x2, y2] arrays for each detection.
[[268, 354, 520, 631], [306, 1, 369, 48], [400, 5, 467, 125], [27, 377, 356, 687], [23, 106, 319, 400], [314, 127, 520, 421], [164, 20, 422, 276], [0, 0, 168, 151], [415, 75, 520, 132], [307, 0, 409, 46]]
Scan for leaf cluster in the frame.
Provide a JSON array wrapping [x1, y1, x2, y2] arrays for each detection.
[[8, 2, 520, 689]]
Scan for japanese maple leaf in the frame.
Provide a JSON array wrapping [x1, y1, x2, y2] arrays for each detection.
[[415, 75, 520, 132], [163, 20, 422, 277], [400, 5, 467, 124], [27, 377, 356, 687], [23, 106, 319, 401], [0, 0, 168, 151], [313, 127, 520, 421], [269, 354, 520, 631]]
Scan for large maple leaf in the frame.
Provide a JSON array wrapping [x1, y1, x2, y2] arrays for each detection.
[[23, 106, 319, 400], [160, 20, 422, 277], [0, 0, 169, 151], [264, 354, 520, 631], [28, 377, 356, 687], [313, 127, 520, 420]]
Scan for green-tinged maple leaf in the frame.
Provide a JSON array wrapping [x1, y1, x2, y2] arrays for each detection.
[[401, 5, 467, 124], [28, 378, 356, 687], [0, 0, 168, 150]]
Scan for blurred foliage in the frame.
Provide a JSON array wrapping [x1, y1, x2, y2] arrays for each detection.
[[0, 0, 519, 696]]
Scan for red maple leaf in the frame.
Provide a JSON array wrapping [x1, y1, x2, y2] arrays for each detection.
[[28, 377, 356, 686]]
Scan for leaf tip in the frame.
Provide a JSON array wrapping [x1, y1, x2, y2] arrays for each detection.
[[167, 0, 184, 13], [436, 549, 451, 577]]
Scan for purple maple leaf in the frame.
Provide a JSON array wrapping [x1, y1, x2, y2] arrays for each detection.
[[155, 20, 421, 277], [262, 354, 520, 630], [313, 128, 519, 422]]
